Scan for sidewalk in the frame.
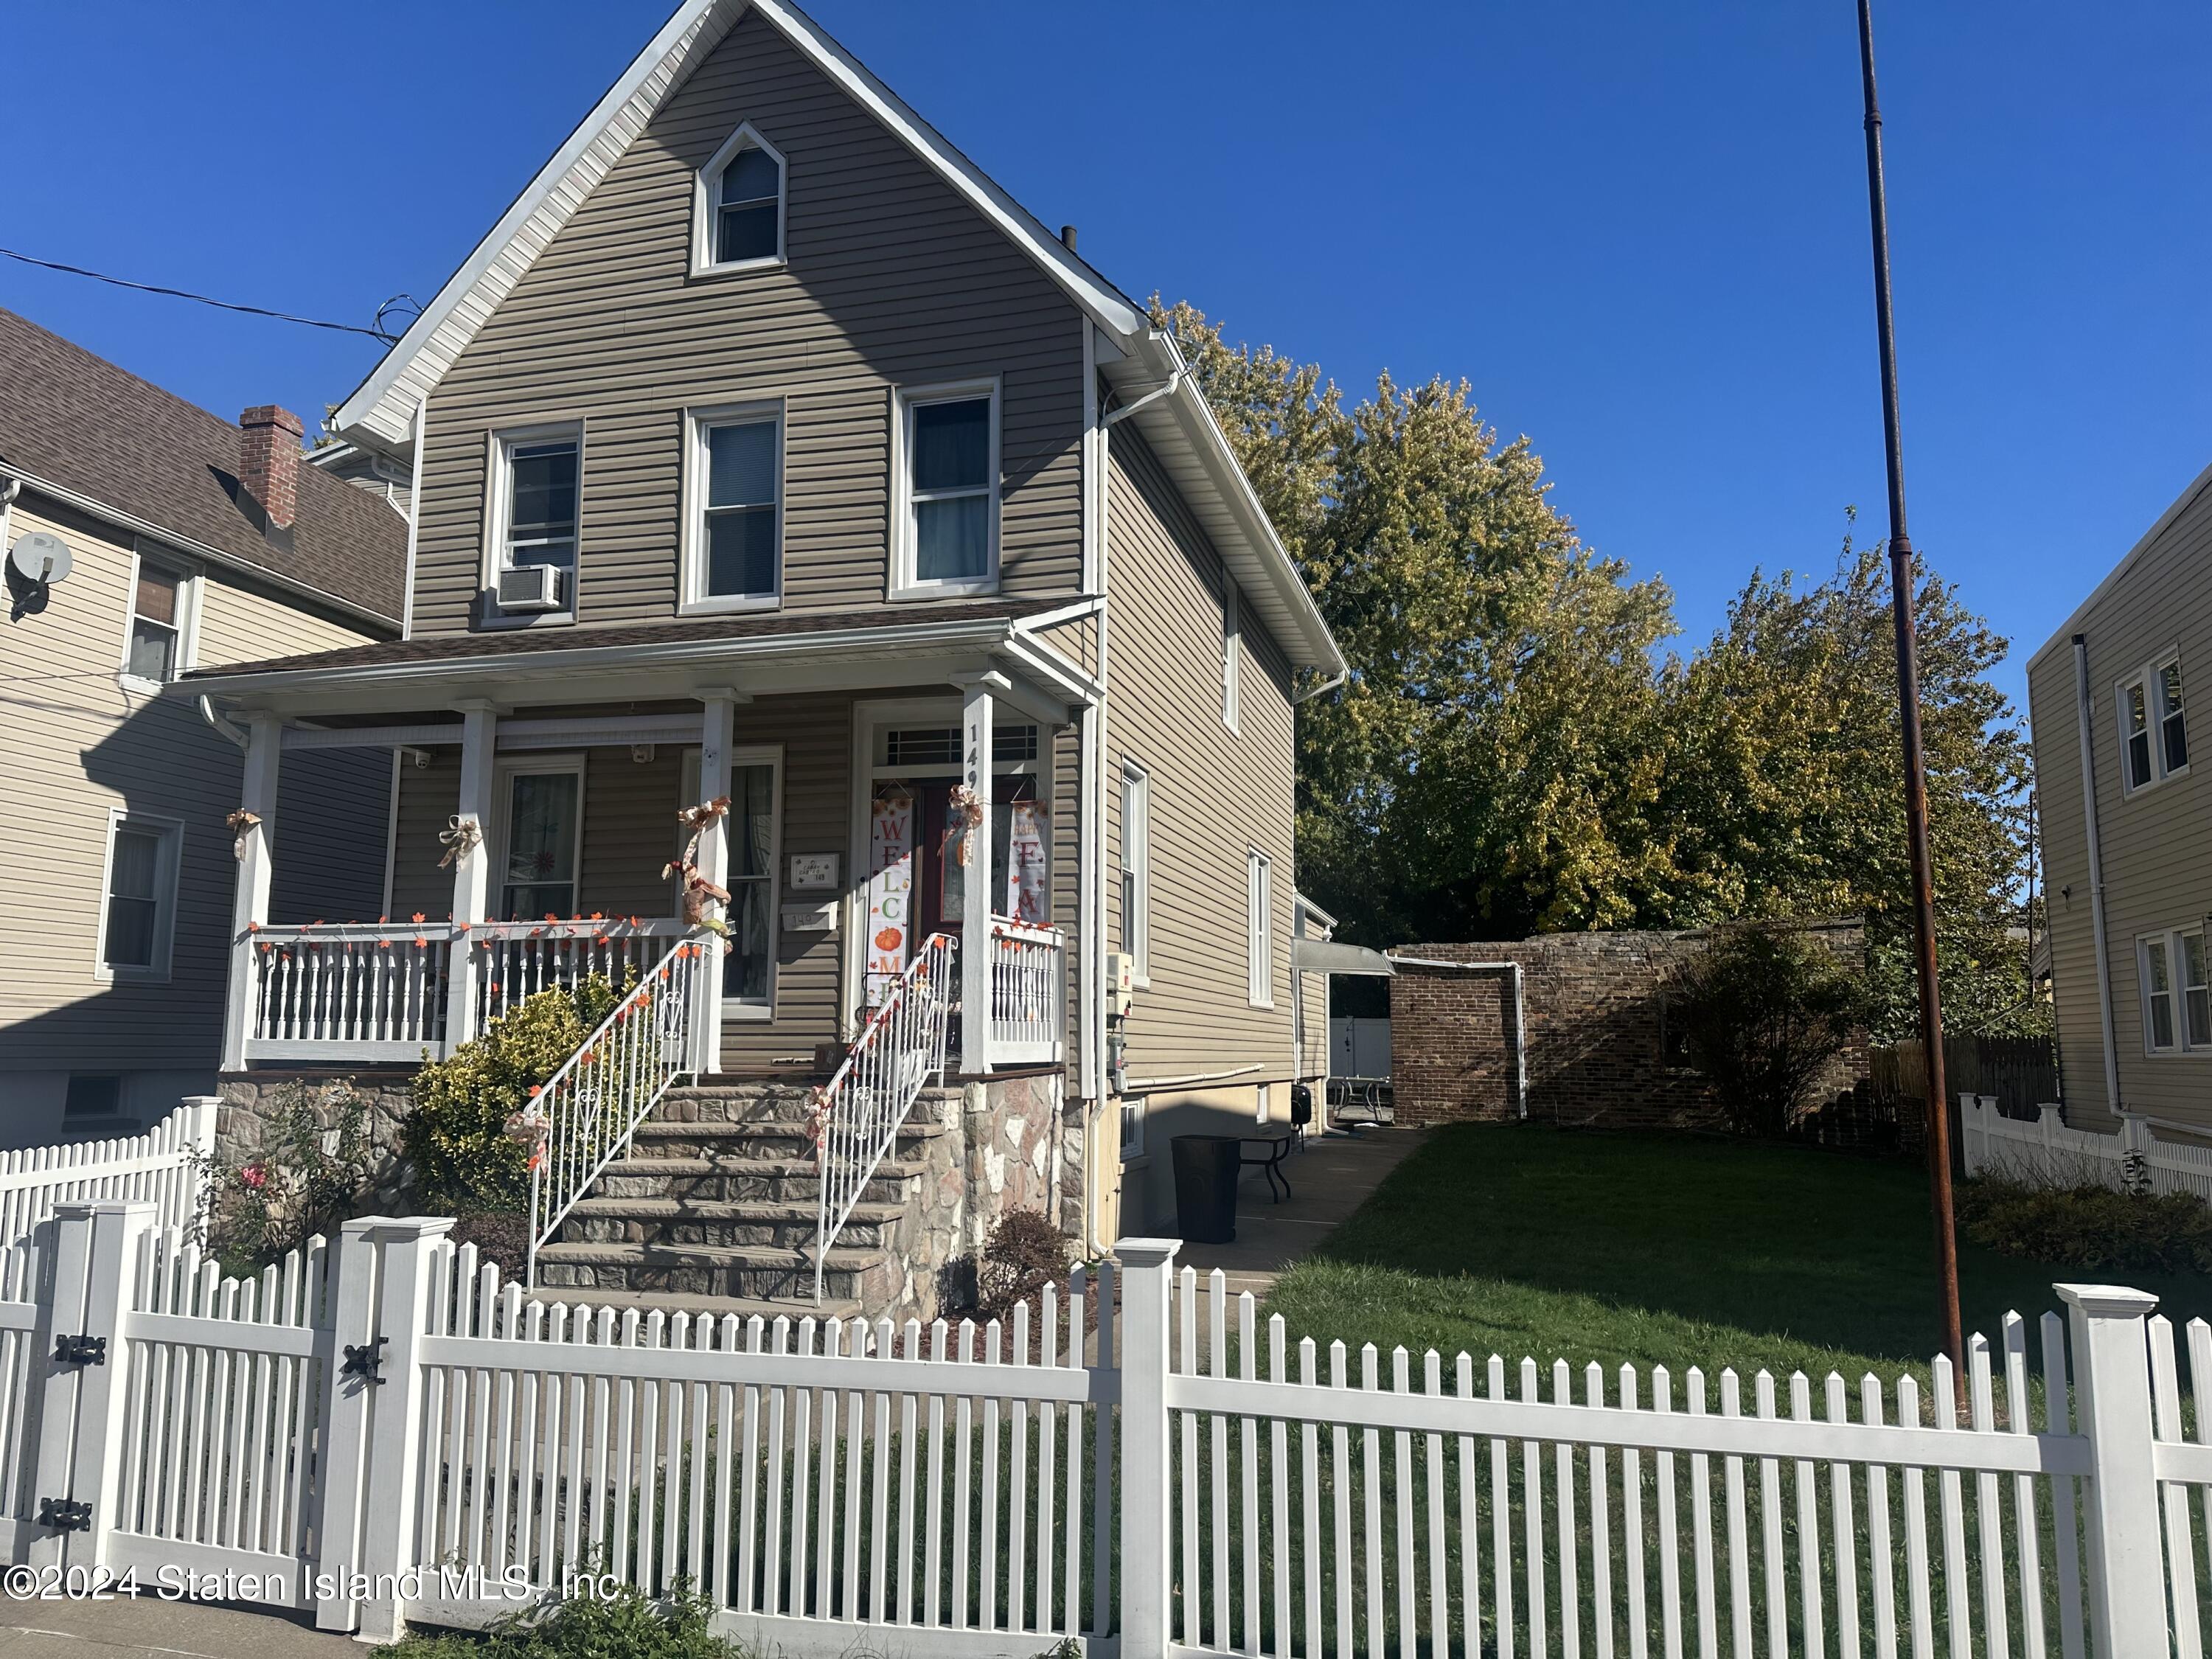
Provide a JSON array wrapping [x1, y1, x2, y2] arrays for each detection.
[[0, 1595, 360, 1658], [1176, 1125, 1425, 1299]]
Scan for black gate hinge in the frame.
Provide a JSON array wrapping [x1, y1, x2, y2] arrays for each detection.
[[38, 1498, 91, 1533], [341, 1335, 388, 1385], [53, 1335, 105, 1366]]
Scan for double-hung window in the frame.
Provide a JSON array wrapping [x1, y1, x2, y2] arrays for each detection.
[[2141, 928, 2212, 1054], [898, 385, 998, 594], [684, 406, 781, 611], [99, 810, 181, 979], [125, 559, 188, 683], [2120, 656, 2189, 792], [1220, 570, 1241, 731], [498, 760, 583, 919], [1120, 763, 1150, 980], [695, 125, 785, 274], [1247, 848, 1273, 1007], [491, 428, 581, 614]]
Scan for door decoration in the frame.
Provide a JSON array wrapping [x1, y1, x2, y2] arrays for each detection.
[[1005, 800, 1049, 925], [663, 796, 732, 933], [864, 791, 915, 1007], [940, 783, 984, 867]]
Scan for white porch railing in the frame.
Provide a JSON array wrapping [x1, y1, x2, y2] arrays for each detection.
[[470, 917, 692, 1029], [987, 916, 1065, 1065], [244, 924, 453, 1061], [524, 933, 710, 1286], [814, 931, 956, 1301]]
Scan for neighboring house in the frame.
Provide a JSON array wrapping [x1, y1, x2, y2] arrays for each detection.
[[0, 308, 408, 1145], [173, 0, 1343, 1312], [2028, 462, 2212, 1132]]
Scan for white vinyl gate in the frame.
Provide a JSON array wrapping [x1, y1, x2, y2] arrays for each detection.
[[9, 1199, 2212, 1658]]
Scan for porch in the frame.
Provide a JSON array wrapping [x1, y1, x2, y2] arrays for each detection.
[[187, 619, 1093, 1082]]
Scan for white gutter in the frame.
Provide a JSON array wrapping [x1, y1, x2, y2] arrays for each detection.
[[1294, 665, 1349, 706], [2072, 635, 2122, 1114], [0, 462, 399, 635], [1385, 953, 1531, 1121], [196, 696, 250, 751], [1099, 371, 1181, 430], [400, 399, 426, 639]]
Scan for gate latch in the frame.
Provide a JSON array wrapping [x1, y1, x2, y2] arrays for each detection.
[[52, 1335, 105, 1366], [38, 1498, 91, 1533], [341, 1335, 388, 1385]]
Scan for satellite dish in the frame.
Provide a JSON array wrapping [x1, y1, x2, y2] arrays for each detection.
[[7, 530, 72, 586]]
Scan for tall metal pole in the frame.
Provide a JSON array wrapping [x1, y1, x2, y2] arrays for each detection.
[[1857, 0, 1964, 1375]]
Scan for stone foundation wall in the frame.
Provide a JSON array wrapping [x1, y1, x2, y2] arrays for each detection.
[[215, 1068, 416, 1207], [1388, 922, 1870, 1132], [883, 1070, 1071, 1318]]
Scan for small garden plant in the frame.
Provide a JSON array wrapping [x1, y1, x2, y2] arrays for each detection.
[[196, 1077, 377, 1278], [390, 1579, 742, 1659], [1957, 1175, 2212, 1275], [402, 975, 619, 1267]]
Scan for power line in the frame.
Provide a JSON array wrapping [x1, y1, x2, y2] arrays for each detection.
[[0, 247, 414, 344]]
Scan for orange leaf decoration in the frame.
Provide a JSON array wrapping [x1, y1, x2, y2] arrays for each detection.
[[488, 982, 501, 996], [378, 915, 389, 925], [411, 913, 427, 925], [414, 936, 428, 948], [528, 1085, 542, 1097], [546, 913, 560, 923], [378, 940, 392, 950], [589, 911, 604, 922]]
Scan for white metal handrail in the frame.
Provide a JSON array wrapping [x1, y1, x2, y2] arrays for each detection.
[[524, 933, 710, 1286], [246, 924, 453, 1061], [812, 932, 957, 1301], [987, 915, 1064, 1064], [470, 917, 689, 1034]]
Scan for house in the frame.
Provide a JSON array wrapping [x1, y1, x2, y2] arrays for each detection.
[[0, 307, 408, 1144], [2028, 461, 2212, 1132], [172, 0, 1344, 1313]]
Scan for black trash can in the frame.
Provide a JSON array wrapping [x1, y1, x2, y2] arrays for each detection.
[[1171, 1134, 1241, 1245]]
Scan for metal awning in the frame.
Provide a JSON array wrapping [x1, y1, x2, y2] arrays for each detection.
[[1290, 939, 1397, 976]]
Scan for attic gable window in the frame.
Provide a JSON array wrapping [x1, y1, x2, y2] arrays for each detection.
[[695, 125, 785, 275]]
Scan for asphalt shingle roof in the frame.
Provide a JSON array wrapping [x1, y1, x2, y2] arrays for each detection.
[[0, 307, 407, 624]]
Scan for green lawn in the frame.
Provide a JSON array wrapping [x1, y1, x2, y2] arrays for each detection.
[[1264, 1123, 2212, 1386]]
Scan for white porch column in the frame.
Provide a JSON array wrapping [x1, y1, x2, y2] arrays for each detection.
[[695, 689, 737, 1075], [218, 713, 282, 1071], [960, 676, 997, 1073], [443, 701, 498, 1049]]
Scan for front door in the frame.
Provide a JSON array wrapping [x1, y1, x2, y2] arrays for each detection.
[[864, 774, 1043, 1001]]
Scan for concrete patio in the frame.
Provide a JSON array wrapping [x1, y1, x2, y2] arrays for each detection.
[[1175, 1125, 1427, 1298]]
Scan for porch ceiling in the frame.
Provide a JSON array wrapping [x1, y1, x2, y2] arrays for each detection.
[[169, 600, 1096, 723]]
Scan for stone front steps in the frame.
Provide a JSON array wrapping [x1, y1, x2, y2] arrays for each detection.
[[533, 1080, 953, 1313]]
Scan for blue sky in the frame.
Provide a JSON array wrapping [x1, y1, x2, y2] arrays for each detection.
[[5, 2, 2208, 713]]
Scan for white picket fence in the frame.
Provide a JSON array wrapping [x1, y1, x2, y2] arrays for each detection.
[[1961, 1092, 2212, 1205], [0, 1097, 210, 1247], [10, 1209, 2212, 1658]]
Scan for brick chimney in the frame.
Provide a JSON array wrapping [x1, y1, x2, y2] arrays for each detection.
[[237, 405, 305, 530]]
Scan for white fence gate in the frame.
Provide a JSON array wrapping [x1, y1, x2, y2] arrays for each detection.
[[10, 1207, 2212, 1658]]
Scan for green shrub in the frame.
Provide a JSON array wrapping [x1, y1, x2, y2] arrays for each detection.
[[391, 1579, 741, 1659], [403, 976, 618, 1215], [1957, 1177, 2212, 1274], [197, 1078, 377, 1277], [1669, 925, 1874, 1138]]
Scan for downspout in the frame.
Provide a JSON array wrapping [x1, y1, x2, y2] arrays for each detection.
[[1385, 954, 1530, 1121], [400, 398, 427, 639], [1099, 369, 1181, 431], [2072, 634, 2121, 1115], [198, 695, 250, 751]]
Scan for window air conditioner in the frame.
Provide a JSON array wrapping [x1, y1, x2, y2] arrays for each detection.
[[496, 563, 563, 611]]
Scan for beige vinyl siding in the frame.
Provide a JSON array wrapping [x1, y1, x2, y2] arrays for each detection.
[[1104, 428, 1297, 1086], [409, 7, 1085, 637], [0, 493, 380, 1074], [2028, 476, 2212, 1130]]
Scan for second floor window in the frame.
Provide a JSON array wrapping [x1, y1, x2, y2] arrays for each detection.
[[698, 125, 785, 272], [499, 432, 580, 591], [901, 388, 998, 592], [2121, 656, 2189, 792], [686, 408, 781, 609], [126, 560, 186, 683], [1120, 763, 1150, 979]]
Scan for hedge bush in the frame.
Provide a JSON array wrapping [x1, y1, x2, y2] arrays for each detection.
[[1956, 1177, 2212, 1275], [403, 976, 618, 1216], [392, 1579, 740, 1659], [1668, 925, 1874, 1138]]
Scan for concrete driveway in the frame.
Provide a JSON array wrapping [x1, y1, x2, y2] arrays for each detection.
[[1175, 1125, 1425, 1298]]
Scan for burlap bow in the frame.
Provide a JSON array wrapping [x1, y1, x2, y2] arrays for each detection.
[[663, 797, 732, 934], [437, 815, 481, 869]]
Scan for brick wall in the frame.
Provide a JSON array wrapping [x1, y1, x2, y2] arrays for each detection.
[[1387, 922, 1870, 1131]]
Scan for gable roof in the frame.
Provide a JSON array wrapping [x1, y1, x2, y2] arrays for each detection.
[[331, 0, 1343, 678], [0, 307, 406, 627]]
